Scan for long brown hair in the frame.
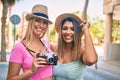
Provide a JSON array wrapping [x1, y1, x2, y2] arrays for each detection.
[[56, 17, 83, 61]]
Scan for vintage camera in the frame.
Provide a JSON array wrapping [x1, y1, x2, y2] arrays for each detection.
[[36, 52, 58, 65]]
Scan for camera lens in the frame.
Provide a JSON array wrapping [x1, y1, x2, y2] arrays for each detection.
[[47, 58, 54, 64]]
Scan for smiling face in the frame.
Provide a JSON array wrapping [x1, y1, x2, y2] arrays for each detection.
[[33, 17, 48, 38], [62, 21, 74, 43]]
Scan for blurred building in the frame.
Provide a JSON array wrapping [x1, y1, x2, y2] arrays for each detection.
[[103, 0, 120, 61]]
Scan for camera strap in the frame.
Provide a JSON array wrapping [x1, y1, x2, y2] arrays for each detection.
[[22, 42, 36, 57], [22, 40, 49, 57]]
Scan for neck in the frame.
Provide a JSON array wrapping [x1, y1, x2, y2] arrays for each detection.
[[24, 35, 42, 47], [61, 44, 72, 56], [33, 37, 41, 43], [64, 43, 72, 50]]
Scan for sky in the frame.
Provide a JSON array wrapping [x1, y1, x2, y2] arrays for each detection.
[[12, 0, 104, 23]]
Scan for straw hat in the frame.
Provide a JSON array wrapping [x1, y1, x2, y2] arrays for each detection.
[[55, 13, 81, 32], [26, 4, 52, 24]]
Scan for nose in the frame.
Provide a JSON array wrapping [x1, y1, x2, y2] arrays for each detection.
[[38, 21, 47, 29], [66, 28, 71, 33], [39, 22, 44, 27]]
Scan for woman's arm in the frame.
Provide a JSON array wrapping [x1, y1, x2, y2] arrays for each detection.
[[81, 21, 98, 66], [7, 54, 47, 80], [7, 62, 33, 80]]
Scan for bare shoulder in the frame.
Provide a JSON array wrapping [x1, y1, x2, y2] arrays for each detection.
[[50, 43, 56, 52]]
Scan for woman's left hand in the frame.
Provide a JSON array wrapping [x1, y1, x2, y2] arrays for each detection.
[[80, 20, 90, 32]]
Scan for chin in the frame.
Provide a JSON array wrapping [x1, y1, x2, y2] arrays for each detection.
[[40, 32, 46, 38], [65, 40, 73, 43]]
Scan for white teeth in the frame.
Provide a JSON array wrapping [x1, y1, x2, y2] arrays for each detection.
[[37, 28, 42, 31], [66, 36, 71, 39]]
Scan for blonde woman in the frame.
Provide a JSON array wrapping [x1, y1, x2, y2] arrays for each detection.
[[7, 4, 53, 80]]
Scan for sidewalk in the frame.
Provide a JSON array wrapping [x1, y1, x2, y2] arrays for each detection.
[[0, 62, 8, 80], [84, 57, 120, 80]]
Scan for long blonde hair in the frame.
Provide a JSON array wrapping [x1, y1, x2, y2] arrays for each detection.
[[21, 19, 34, 43]]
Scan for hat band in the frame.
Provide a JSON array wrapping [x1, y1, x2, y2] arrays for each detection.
[[33, 13, 48, 19]]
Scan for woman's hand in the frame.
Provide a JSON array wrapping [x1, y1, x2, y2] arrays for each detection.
[[30, 53, 47, 73], [80, 20, 90, 32]]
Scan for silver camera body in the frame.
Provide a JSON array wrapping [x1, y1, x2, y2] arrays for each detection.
[[37, 52, 58, 65]]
